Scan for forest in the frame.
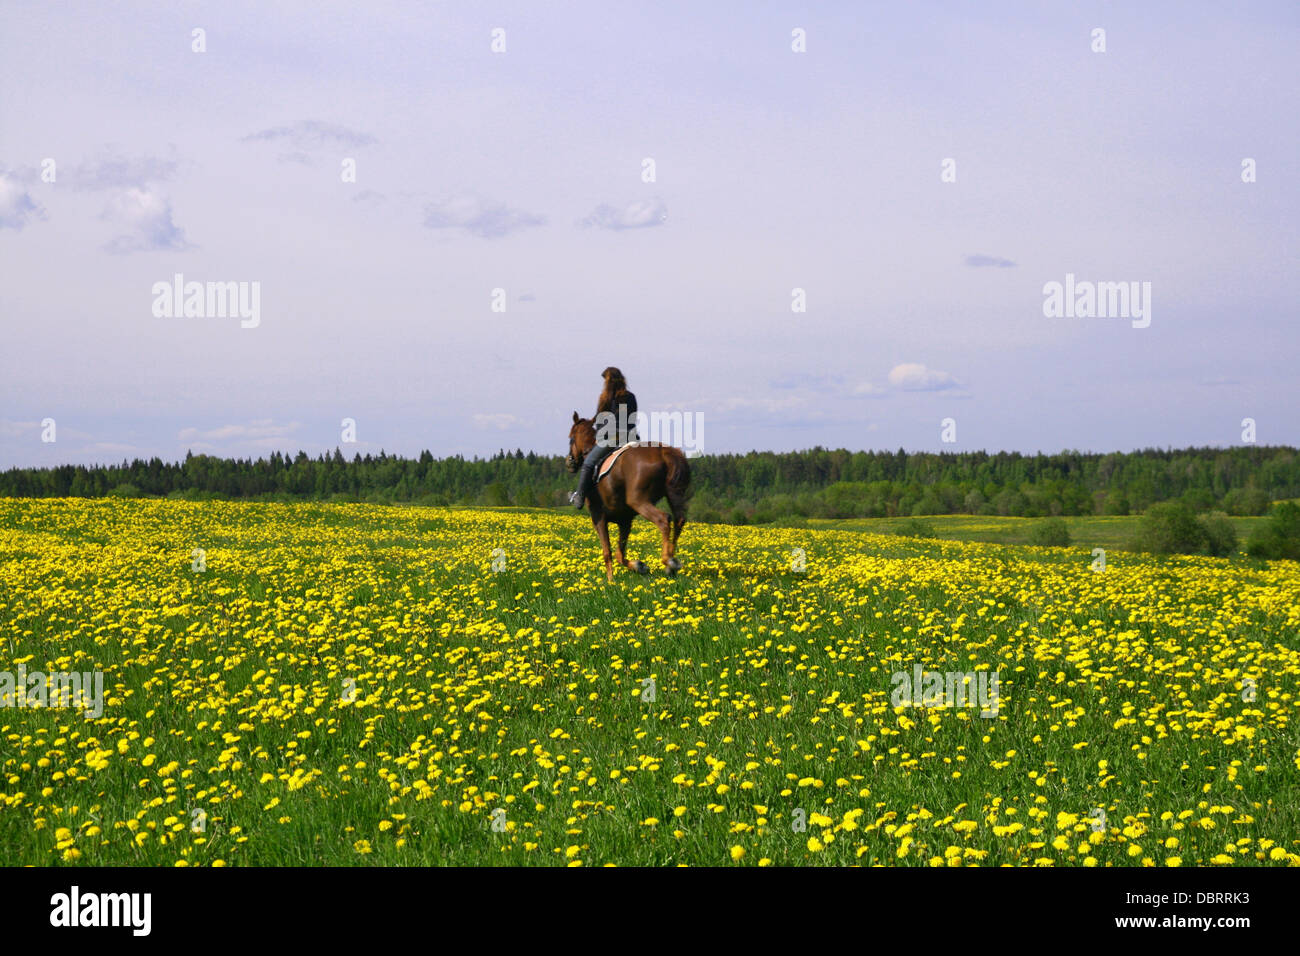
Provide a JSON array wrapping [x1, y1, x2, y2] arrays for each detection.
[[2, 445, 1296, 525]]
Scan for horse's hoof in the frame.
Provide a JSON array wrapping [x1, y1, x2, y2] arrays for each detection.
[[634, 561, 649, 574], [666, 558, 681, 575]]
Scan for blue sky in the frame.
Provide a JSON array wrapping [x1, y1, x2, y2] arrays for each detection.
[[2, 1, 1296, 467]]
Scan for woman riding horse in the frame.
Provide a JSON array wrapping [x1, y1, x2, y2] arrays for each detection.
[[565, 394, 690, 581], [571, 366, 639, 508]]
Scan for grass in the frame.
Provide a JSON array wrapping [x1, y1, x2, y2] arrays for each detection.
[[808, 513, 1269, 553], [1, 497, 1298, 867]]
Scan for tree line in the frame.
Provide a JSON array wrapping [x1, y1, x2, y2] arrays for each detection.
[[1, 445, 1296, 523]]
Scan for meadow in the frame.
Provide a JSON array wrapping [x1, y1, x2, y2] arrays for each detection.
[[806, 513, 1270, 552], [2, 498, 1298, 867]]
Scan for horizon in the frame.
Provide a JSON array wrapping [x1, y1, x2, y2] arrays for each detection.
[[2, 1, 1297, 468], [6, 440, 1297, 475]]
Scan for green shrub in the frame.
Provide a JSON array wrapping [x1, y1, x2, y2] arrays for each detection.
[[992, 489, 1028, 516], [1029, 517, 1071, 547], [1198, 512, 1238, 557], [767, 515, 809, 529], [1180, 488, 1216, 513], [480, 482, 510, 507], [1134, 501, 1206, 554], [725, 507, 750, 526], [166, 488, 222, 501], [1102, 491, 1130, 516], [895, 518, 937, 539], [1222, 487, 1272, 516], [1246, 501, 1300, 560], [911, 493, 943, 516]]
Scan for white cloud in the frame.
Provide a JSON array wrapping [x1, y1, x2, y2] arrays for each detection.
[[423, 195, 546, 239], [580, 198, 667, 231], [473, 413, 523, 430], [714, 395, 806, 414], [0, 172, 44, 230], [242, 120, 377, 153], [887, 363, 960, 392], [86, 441, 140, 455], [178, 420, 300, 442], [0, 419, 41, 437], [965, 254, 1016, 268], [100, 188, 191, 254]]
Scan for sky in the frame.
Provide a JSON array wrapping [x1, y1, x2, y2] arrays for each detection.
[[1, 0, 1297, 468]]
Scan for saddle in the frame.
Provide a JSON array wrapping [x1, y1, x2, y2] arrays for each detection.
[[596, 442, 652, 482]]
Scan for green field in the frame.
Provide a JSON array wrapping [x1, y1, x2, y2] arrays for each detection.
[[2, 498, 1298, 867], [807, 513, 1270, 553]]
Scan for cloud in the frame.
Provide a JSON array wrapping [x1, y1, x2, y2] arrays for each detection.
[[179, 420, 300, 443], [580, 198, 667, 231], [68, 153, 179, 191], [473, 413, 523, 430], [0, 172, 45, 229], [779, 367, 961, 399], [86, 442, 140, 455], [887, 363, 960, 391], [242, 120, 377, 151], [714, 395, 807, 414], [0, 419, 42, 437], [770, 372, 843, 391], [100, 188, 192, 254], [965, 254, 1017, 268], [423, 195, 546, 239], [8, 152, 189, 248]]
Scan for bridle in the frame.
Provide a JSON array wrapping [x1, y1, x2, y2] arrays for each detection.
[[566, 419, 595, 471]]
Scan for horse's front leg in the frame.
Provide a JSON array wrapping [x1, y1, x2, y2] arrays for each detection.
[[593, 513, 615, 582]]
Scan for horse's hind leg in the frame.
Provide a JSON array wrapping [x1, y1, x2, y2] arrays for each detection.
[[616, 519, 648, 574], [667, 521, 685, 573], [667, 493, 688, 551], [630, 500, 675, 572]]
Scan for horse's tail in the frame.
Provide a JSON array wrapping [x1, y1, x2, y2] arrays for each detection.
[[665, 447, 693, 509]]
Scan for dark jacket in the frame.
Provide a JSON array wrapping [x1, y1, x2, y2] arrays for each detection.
[[595, 390, 638, 447]]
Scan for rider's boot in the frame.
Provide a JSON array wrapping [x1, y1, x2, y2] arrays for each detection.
[[572, 463, 595, 508]]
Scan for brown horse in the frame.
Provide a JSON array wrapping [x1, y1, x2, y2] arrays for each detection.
[[565, 412, 691, 582]]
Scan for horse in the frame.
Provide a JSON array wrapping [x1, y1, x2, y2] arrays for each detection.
[[565, 412, 691, 582]]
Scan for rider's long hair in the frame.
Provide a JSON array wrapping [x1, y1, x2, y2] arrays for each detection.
[[597, 367, 629, 414]]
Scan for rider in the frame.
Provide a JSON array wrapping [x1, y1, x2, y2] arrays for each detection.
[[571, 367, 639, 508]]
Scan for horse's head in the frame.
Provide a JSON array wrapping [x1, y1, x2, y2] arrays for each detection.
[[565, 411, 596, 472]]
